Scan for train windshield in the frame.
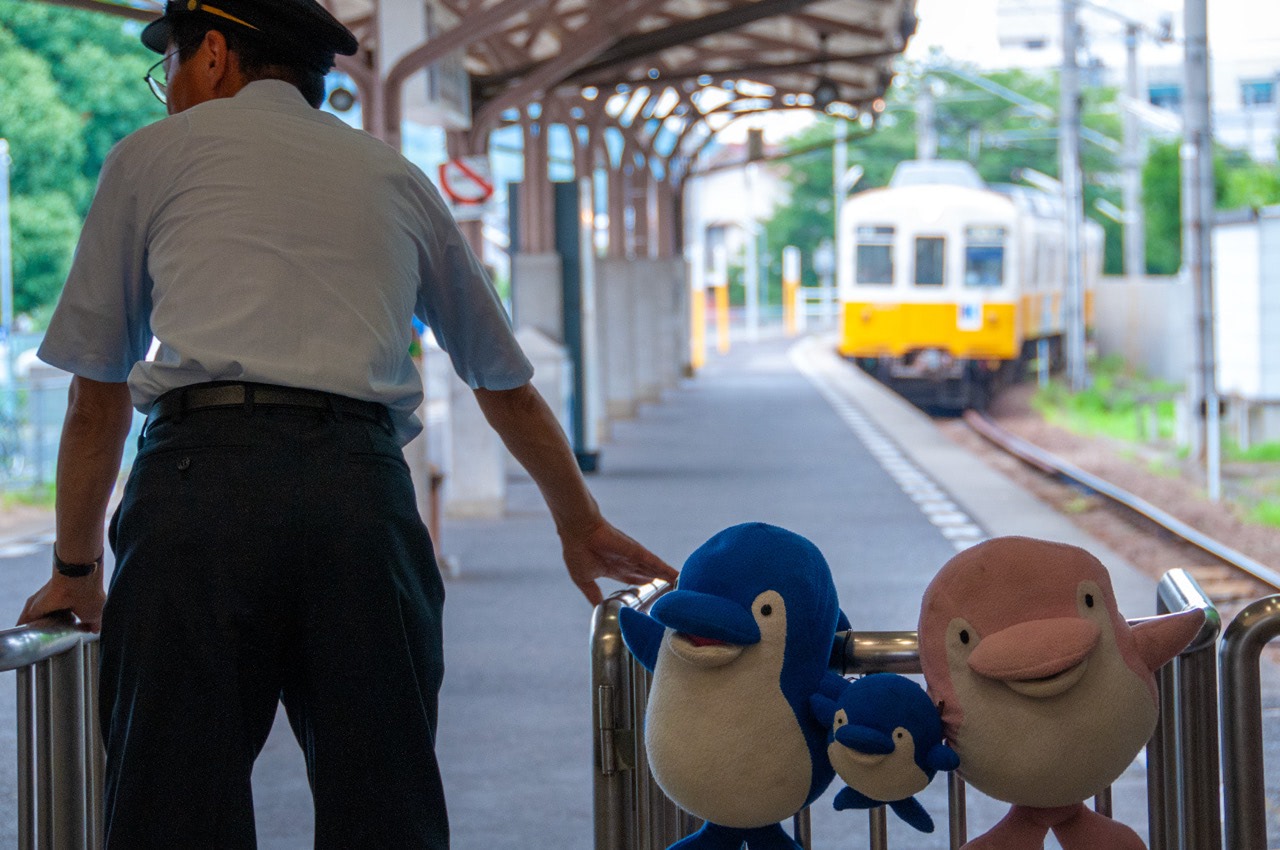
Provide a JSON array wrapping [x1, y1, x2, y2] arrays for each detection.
[[914, 237, 945, 286], [964, 226, 1006, 288], [856, 225, 895, 285]]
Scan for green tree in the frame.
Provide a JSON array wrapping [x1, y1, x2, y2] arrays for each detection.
[[9, 193, 80, 314], [0, 1, 161, 320], [1140, 140, 1280, 276]]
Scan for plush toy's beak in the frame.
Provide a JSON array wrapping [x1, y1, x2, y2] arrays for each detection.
[[967, 617, 1100, 682], [834, 724, 896, 755], [650, 590, 761, 645]]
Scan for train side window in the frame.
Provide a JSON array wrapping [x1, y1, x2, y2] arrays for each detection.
[[914, 236, 945, 286], [965, 226, 1006, 288], [856, 226, 895, 285]]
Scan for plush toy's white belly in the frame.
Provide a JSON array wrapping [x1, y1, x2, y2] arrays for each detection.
[[645, 641, 811, 828]]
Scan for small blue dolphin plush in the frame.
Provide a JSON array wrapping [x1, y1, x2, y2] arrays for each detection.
[[811, 673, 959, 833], [619, 523, 849, 850]]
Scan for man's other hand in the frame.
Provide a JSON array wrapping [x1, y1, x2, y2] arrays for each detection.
[[560, 520, 679, 607]]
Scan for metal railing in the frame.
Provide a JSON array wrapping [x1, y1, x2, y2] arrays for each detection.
[[1220, 592, 1280, 850], [592, 569, 1220, 850], [2, 614, 103, 850]]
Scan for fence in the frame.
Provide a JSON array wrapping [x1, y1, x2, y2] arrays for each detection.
[[1, 615, 103, 849], [592, 569, 1223, 850], [0, 370, 71, 491]]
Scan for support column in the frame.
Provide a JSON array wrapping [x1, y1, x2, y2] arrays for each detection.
[[629, 166, 662, 403], [597, 147, 638, 419], [512, 118, 565, 342]]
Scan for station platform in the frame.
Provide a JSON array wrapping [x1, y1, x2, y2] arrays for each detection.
[[242, 332, 1162, 849]]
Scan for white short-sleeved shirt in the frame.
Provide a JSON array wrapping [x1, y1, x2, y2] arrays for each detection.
[[38, 79, 532, 445]]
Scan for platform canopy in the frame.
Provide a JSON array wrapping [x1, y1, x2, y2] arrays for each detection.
[[37, 0, 916, 180]]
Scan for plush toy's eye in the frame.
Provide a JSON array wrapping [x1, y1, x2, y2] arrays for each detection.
[[835, 717, 845, 727], [760, 604, 773, 617], [896, 731, 905, 740], [1085, 594, 1095, 608], [959, 629, 970, 645]]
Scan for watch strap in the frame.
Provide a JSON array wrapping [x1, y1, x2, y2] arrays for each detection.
[[53, 549, 102, 578]]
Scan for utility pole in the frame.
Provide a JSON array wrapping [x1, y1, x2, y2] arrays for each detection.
[[1060, 0, 1088, 391], [1182, 0, 1220, 501], [917, 80, 938, 161], [1122, 23, 1146, 279]]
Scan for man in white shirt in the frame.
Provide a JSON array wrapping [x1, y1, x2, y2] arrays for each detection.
[[19, 2, 676, 846]]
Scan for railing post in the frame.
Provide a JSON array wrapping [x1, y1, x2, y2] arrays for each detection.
[[1220, 594, 1280, 850], [1153, 569, 1222, 850], [17, 665, 35, 849], [48, 642, 89, 848]]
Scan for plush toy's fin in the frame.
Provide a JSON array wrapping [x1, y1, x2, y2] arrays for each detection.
[[1051, 804, 1146, 849], [1132, 607, 1206, 673], [618, 606, 664, 672], [837, 609, 852, 632], [668, 822, 801, 850], [810, 693, 838, 728], [961, 806, 1053, 850], [888, 796, 935, 833], [742, 823, 803, 850], [925, 742, 960, 773], [833, 786, 877, 811], [834, 724, 895, 755], [668, 822, 744, 850]]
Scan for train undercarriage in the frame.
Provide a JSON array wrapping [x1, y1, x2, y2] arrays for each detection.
[[851, 335, 1064, 413]]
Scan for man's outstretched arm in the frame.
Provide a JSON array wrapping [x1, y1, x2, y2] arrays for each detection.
[[18, 376, 133, 630], [473, 383, 678, 605]]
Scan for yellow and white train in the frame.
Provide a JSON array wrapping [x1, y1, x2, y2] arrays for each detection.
[[837, 160, 1103, 409]]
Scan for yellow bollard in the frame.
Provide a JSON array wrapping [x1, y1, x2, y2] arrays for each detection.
[[690, 287, 707, 372], [782, 246, 801, 337], [783, 280, 798, 336], [714, 284, 731, 354]]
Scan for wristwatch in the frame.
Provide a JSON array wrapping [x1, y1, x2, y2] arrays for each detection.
[[53, 548, 102, 578]]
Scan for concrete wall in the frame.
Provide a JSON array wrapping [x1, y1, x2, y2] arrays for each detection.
[[1216, 223, 1262, 397], [1094, 275, 1192, 384]]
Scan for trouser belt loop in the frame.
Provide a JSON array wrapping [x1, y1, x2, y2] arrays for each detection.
[[243, 383, 255, 417], [323, 393, 339, 422]]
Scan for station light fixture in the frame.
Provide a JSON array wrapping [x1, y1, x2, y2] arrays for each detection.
[[327, 87, 356, 112], [812, 77, 841, 111]]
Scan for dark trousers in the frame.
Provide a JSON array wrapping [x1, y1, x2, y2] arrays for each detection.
[[100, 403, 447, 848]]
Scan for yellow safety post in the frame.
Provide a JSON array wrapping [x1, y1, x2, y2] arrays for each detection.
[[690, 287, 707, 371], [782, 245, 800, 336], [714, 284, 730, 354]]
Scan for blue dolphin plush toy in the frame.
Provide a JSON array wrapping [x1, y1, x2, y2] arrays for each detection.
[[811, 673, 959, 833], [619, 523, 850, 850]]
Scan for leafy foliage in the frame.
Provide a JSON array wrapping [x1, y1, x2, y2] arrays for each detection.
[[0, 0, 161, 320]]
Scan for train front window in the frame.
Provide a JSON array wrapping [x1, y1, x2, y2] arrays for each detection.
[[964, 226, 1006, 288], [856, 225, 895, 285], [914, 237, 945, 286]]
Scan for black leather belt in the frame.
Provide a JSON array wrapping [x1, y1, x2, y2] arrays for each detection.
[[148, 382, 388, 428]]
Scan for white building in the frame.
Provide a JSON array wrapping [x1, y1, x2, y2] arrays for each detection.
[[994, 0, 1280, 161]]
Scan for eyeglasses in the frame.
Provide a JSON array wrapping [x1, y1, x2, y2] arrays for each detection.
[[144, 52, 177, 105]]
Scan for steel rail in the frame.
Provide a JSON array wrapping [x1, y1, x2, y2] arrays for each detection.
[[963, 409, 1280, 592]]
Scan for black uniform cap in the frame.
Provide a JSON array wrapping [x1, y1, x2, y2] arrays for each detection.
[[141, 0, 358, 69]]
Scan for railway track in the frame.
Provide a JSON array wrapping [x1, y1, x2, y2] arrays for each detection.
[[959, 409, 1280, 619]]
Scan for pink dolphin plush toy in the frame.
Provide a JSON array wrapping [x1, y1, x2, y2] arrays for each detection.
[[917, 536, 1204, 850]]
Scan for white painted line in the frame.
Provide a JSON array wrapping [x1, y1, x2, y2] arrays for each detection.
[[791, 345, 990, 552]]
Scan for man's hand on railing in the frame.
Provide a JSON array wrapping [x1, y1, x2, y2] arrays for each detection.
[[17, 573, 105, 633], [560, 519, 679, 607]]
